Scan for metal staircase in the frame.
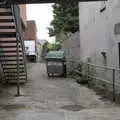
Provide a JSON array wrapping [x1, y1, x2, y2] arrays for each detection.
[[0, 1, 27, 84]]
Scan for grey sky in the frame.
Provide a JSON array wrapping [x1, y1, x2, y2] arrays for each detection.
[[27, 4, 54, 43]]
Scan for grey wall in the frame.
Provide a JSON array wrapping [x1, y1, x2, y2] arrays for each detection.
[[79, 0, 120, 68], [62, 32, 80, 59]]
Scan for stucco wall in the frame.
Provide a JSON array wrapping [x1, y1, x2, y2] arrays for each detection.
[[62, 32, 80, 59], [79, 0, 120, 68]]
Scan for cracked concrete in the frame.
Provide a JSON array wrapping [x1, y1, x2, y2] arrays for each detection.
[[0, 63, 120, 120]]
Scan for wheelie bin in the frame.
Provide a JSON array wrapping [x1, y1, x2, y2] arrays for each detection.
[[46, 51, 66, 77]]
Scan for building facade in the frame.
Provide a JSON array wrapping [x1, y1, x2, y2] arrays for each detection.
[[24, 20, 37, 40], [79, 0, 120, 68], [19, 5, 27, 27], [24, 20, 37, 61]]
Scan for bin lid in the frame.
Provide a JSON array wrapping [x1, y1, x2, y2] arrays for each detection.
[[46, 51, 65, 59]]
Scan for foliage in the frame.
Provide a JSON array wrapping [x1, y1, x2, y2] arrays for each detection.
[[48, 0, 79, 38], [42, 41, 49, 53], [67, 59, 95, 84], [42, 41, 62, 58]]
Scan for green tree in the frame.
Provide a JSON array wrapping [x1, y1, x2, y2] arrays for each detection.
[[48, 0, 79, 38]]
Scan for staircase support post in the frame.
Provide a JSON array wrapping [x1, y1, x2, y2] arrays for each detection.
[[16, 33, 20, 96]]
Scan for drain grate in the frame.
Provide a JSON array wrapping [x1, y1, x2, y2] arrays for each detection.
[[61, 105, 84, 111]]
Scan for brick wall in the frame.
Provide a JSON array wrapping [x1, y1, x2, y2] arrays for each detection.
[[24, 20, 37, 40], [19, 5, 27, 27]]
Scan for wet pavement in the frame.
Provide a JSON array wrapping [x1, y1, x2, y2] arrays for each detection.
[[0, 63, 120, 120]]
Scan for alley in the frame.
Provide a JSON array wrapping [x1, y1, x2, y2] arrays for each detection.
[[0, 63, 120, 120]]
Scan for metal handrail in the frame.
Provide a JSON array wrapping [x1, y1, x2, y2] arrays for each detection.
[[88, 63, 120, 71], [11, 3, 27, 82], [68, 59, 120, 71], [67, 60, 120, 101]]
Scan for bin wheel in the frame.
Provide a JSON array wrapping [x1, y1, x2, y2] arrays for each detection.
[[48, 73, 50, 77]]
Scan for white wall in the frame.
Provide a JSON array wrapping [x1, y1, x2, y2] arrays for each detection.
[[79, 0, 120, 68]]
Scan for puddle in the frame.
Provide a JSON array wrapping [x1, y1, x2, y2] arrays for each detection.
[[0, 104, 26, 111], [61, 105, 84, 111]]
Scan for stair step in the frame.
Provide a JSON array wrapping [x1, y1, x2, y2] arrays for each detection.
[[0, 16, 13, 22], [0, 29, 16, 33], [0, 52, 23, 56], [0, 37, 16, 41], [0, 56, 23, 58], [6, 79, 27, 84], [6, 78, 26, 80], [4, 71, 26, 74], [0, 45, 20, 48], [0, 38, 17, 43], [0, 42, 21, 46], [0, 53, 23, 57], [0, 12, 12, 16], [0, 16, 13, 19], [2, 60, 23, 64], [0, 26, 15, 29], [0, 42, 16, 45], [3, 68, 25, 72], [0, 40, 17, 43], [0, 54, 23, 57], [0, 17, 13, 22], [6, 77, 26, 81], [6, 75, 26, 78], [4, 69, 25, 73], [3, 65, 24, 69], [0, 48, 22, 53], [2, 63, 24, 66], [5, 76, 26, 79], [2, 62, 24, 65], [0, 22, 15, 26], [5, 73, 26, 76], [0, 33, 16, 38], [0, 59, 23, 62], [0, 8, 11, 12], [0, 57, 24, 61], [0, 5, 11, 8], [0, 44, 21, 48]]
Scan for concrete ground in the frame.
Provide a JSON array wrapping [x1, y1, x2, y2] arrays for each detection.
[[0, 63, 120, 120]]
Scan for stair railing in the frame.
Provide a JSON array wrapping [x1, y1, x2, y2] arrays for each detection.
[[11, 3, 27, 82], [6, 0, 27, 95], [0, 0, 8, 83]]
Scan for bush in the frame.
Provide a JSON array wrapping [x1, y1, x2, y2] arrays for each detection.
[[67, 59, 95, 84]]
